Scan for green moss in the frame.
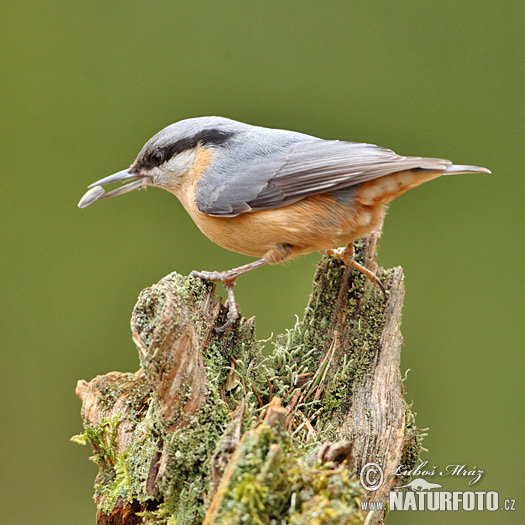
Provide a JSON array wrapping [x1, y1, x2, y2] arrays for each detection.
[[71, 412, 121, 461], [154, 401, 231, 523], [72, 412, 143, 512], [321, 355, 352, 413], [205, 251, 389, 450], [397, 402, 425, 485], [306, 261, 386, 438], [214, 422, 365, 524]]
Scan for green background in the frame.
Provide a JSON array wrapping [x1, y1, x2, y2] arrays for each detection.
[[1, 1, 523, 524]]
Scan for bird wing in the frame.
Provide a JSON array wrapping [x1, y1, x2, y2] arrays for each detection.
[[194, 139, 452, 216]]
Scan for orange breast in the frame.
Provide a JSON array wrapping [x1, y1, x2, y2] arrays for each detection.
[[174, 189, 385, 261]]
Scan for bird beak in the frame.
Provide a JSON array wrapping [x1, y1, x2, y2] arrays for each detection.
[[78, 169, 149, 209]]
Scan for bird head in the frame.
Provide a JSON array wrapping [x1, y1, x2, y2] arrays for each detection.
[[78, 116, 240, 208]]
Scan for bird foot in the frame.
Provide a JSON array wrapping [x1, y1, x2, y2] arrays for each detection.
[[190, 259, 266, 332], [190, 269, 238, 332], [325, 245, 387, 298]]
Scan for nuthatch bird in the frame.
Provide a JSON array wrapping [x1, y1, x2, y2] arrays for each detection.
[[79, 117, 489, 330]]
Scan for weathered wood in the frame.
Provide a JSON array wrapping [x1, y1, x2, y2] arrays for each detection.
[[74, 232, 421, 524]]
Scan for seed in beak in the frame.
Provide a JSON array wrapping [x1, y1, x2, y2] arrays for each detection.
[[78, 186, 105, 209]]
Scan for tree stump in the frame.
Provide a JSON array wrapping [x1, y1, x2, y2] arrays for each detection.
[[74, 230, 422, 524]]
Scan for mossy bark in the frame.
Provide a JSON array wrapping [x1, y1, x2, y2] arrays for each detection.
[[74, 230, 422, 524]]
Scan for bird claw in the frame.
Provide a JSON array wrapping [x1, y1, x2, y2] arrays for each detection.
[[215, 317, 235, 333], [189, 259, 266, 333], [326, 245, 387, 299], [190, 271, 238, 332]]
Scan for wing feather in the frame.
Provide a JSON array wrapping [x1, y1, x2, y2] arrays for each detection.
[[195, 139, 452, 216]]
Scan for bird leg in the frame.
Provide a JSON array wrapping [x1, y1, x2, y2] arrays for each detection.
[[190, 258, 267, 332], [325, 244, 387, 297]]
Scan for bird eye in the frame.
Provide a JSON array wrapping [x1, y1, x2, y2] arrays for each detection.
[[151, 150, 164, 165]]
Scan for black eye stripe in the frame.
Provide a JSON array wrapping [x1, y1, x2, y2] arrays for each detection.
[[137, 129, 235, 171]]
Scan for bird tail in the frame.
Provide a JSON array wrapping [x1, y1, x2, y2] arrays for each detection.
[[443, 164, 491, 175]]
